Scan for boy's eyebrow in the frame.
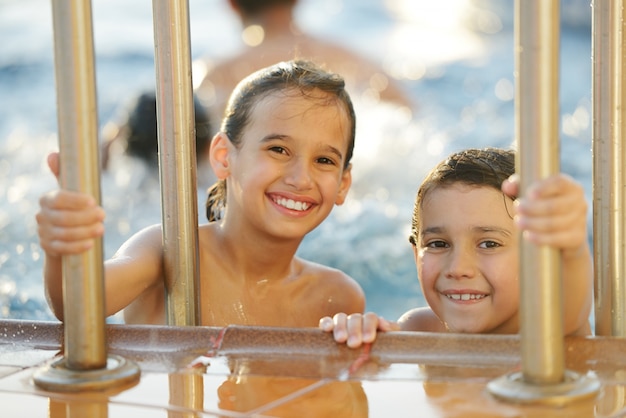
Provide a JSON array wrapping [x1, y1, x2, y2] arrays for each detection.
[[476, 226, 513, 237], [260, 134, 345, 161], [421, 226, 513, 237], [321, 144, 344, 161]]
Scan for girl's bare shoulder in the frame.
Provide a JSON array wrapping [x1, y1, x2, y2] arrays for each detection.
[[299, 258, 359, 285], [113, 223, 163, 256], [298, 258, 365, 309], [397, 307, 445, 332]]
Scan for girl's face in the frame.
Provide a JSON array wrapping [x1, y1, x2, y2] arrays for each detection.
[[223, 90, 352, 239], [414, 183, 519, 333]]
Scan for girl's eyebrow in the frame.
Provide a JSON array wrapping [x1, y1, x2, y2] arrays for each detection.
[[260, 133, 289, 143], [421, 226, 444, 235]]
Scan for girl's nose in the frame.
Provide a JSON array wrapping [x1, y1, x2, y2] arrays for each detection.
[[284, 158, 314, 189], [444, 246, 476, 279]]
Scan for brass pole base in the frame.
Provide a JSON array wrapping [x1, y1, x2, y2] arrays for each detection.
[[487, 370, 601, 407], [33, 354, 140, 393]]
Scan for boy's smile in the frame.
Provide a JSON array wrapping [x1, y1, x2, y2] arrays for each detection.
[[416, 183, 519, 334]]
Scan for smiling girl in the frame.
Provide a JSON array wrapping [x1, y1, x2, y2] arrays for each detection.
[[37, 60, 365, 326]]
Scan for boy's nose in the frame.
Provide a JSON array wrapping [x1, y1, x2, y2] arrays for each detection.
[[445, 246, 476, 279]]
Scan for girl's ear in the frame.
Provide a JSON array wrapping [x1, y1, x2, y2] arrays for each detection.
[[209, 132, 232, 180], [334, 164, 353, 206]]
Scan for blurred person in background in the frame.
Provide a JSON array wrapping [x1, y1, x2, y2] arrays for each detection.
[[195, 0, 415, 129]]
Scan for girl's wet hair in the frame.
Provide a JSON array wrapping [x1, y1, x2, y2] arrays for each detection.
[[205, 59, 357, 222], [408, 147, 515, 245]]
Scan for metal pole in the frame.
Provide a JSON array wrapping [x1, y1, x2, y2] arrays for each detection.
[[33, 0, 139, 392], [152, 0, 201, 326], [51, 0, 106, 371], [593, 0, 626, 337], [515, 0, 563, 384], [487, 0, 599, 404]]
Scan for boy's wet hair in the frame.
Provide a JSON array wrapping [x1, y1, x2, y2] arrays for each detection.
[[233, 0, 296, 17], [206, 59, 356, 222], [409, 147, 515, 245], [122, 91, 212, 167]]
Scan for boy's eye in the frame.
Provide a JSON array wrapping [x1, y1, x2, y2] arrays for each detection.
[[317, 156, 337, 166], [479, 240, 501, 249]]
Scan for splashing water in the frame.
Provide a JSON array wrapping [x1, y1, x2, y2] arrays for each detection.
[[0, 0, 593, 322]]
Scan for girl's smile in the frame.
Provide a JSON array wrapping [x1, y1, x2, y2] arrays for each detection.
[[268, 192, 316, 215], [222, 90, 352, 239]]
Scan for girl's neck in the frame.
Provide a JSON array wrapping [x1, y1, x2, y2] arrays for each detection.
[[213, 221, 303, 282]]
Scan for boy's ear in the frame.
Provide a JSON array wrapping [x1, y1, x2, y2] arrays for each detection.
[[209, 132, 232, 180], [334, 164, 352, 206]]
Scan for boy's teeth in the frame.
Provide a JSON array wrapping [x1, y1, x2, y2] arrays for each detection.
[[447, 294, 486, 301], [276, 197, 310, 211]]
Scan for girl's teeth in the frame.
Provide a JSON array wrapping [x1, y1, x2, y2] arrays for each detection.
[[276, 198, 310, 211]]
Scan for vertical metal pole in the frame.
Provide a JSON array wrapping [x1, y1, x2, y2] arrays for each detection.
[[593, 0, 626, 337], [50, 0, 106, 371], [33, 0, 139, 392], [152, 0, 201, 326], [515, 0, 564, 384], [487, 0, 599, 404]]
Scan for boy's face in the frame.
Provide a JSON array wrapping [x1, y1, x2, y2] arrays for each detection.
[[414, 183, 519, 333], [223, 90, 352, 239]]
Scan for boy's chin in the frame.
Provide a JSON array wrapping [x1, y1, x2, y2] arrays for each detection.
[[443, 319, 489, 334]]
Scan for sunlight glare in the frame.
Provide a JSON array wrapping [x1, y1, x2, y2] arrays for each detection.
[[242, 25, 265, 47], [384, 0, 486, 67]]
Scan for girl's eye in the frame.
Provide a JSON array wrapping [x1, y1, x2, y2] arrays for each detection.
[[268, 146, 287, 155], [426, 240, 448, 249], [479, 240, 501, 249]]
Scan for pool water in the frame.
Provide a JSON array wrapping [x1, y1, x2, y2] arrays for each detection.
[[0, 0, 593, 323]]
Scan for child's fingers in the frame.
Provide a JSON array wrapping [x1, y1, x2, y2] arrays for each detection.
[[501, 174, 520, 199], [524, 173, 582, 200], [36, 190, 105, 257], [361, 312, 380, 343], [37, 215, 105, 256], [47, 152, 61, 180], [38, 229, 98, 256], [331, 312, 349, 344], [514, 175, 587, 249], [517, 209, 586, 248], [362, 312, 398, 342], [377, 316, 401, 332], [346, 313, 366, 348], [39, 189, 99, 212], [319, 316, 334, 332]]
